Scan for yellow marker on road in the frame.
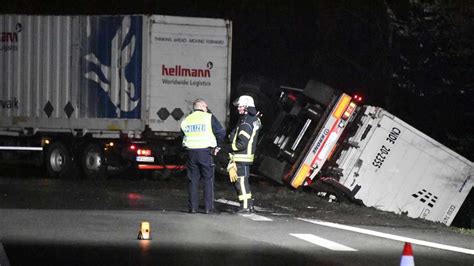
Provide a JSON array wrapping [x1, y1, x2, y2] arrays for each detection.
[[138, 221, 151, 240]]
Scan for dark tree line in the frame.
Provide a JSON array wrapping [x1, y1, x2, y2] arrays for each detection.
[[309, 1, 473, 160], [387, 1, 474, 160]]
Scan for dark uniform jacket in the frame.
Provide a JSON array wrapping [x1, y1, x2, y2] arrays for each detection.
[[229, 107, 261, 164]]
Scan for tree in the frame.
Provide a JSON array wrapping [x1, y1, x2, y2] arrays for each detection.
[[388, 1, 474, 160]]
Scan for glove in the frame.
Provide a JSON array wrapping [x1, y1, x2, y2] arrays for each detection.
[[227, 161, 238, 183]]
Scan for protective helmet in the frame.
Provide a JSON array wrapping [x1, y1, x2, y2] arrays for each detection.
[[233, 95, 255, 107]]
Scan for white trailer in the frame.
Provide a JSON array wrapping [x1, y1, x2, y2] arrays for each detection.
[[0, 15, 232, 178], [335, 106, 473, 226], [256, 81, 472, 226]]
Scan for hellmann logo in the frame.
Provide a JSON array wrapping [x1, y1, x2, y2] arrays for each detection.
[[1, 23, 22, 43], [1, 32, 18, 42], [0, 97, 19, 109], [162, 64, 211, 78]]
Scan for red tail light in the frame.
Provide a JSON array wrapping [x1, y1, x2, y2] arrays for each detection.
[[130, 145, 136, 150], [137, 149, 152, 156]]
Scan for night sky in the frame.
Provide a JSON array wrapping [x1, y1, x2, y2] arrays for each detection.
[[2, 0, 473, 160]]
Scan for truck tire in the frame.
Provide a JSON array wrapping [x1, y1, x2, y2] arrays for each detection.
[[81, 143, 106, 180], [303, 80, 336, 107], [46, 142, 77, 179]]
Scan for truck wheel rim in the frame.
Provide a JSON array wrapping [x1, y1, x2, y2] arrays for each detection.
[[85, 151, 101, 171], [50, 149, 64, 172]]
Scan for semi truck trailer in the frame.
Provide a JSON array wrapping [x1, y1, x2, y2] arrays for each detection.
[[256, 80, 472, 226], [0, 14, 232, 179]]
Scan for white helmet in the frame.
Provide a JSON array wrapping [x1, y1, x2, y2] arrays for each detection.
[[233, 95, 255, 107]]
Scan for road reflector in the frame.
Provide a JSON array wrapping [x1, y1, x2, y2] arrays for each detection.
[[138, 221, 151, 240]]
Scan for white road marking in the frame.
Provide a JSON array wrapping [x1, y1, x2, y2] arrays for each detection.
[[298, 218, 474, 255], [215, 198, 266, 212], [215, 199, 272, 221], [239, 213, 273, 221], [290, 233, 357, 251], [215, 198, 240, 207]]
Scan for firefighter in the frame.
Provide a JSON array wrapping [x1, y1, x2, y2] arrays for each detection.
[[227, 95, 261, 213], [181, 98, 225, 214]]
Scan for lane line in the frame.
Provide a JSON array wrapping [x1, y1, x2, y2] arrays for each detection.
[[239, 213, 273, 221], [215, 199, 272, 221], [290, 233, 357, 251], [298, 218, 474, 255], [215, 198, 240, 207], [215, 198, 266, 211]]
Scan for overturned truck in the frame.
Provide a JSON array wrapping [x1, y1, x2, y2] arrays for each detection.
[[253, 80, 473, 226]]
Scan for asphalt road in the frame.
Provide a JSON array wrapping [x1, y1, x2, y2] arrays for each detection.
[[0, 169, 473, 265]]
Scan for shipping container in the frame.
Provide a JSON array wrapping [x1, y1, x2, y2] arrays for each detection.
[[0, 14, 232, 178]]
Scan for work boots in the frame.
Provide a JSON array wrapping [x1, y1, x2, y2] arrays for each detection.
[[249, 198, 255, 213], [236, 199, 255, 214]]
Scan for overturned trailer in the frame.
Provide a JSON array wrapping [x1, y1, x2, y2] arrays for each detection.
[[255, 80, 473, 226]]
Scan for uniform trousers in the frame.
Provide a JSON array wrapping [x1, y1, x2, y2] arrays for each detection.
[[234, 163, 253, 209], [186, 148, 215, 211]]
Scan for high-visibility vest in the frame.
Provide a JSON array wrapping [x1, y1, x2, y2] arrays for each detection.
[[181, 111, 217, 149]]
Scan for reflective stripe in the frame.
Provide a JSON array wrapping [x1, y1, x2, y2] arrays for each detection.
[[247, 125, 257, 157], [231, 131, 238, 150], [239, 193, 252, 201], [232, 154, 254, 162], [239, 130, 251, 139], [231, 117, 260, 163], [239, 176, 246, 196], [238, 176, 248, 208]]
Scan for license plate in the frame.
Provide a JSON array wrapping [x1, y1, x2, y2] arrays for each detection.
[[136, 156, 154, 162]]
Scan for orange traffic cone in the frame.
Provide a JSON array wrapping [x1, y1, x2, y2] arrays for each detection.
[[400, 242, 414, 266]]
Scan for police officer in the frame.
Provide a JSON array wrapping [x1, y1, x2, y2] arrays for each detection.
[[228, 95, 261, 213], [181, 99, 225, 214]]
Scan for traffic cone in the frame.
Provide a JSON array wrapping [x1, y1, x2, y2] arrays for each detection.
[[400, 242, 414, 266], [137, 221, 151, 240]]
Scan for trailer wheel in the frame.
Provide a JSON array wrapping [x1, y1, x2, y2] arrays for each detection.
[[46, 142, 76, 179], [303, 80, 336, 107], [81, 143, 106, 180]]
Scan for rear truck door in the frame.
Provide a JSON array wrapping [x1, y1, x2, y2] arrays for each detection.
[[290, 93, 358, 188], [146, 15, 232, 133], [335, 106, 473, 226]]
